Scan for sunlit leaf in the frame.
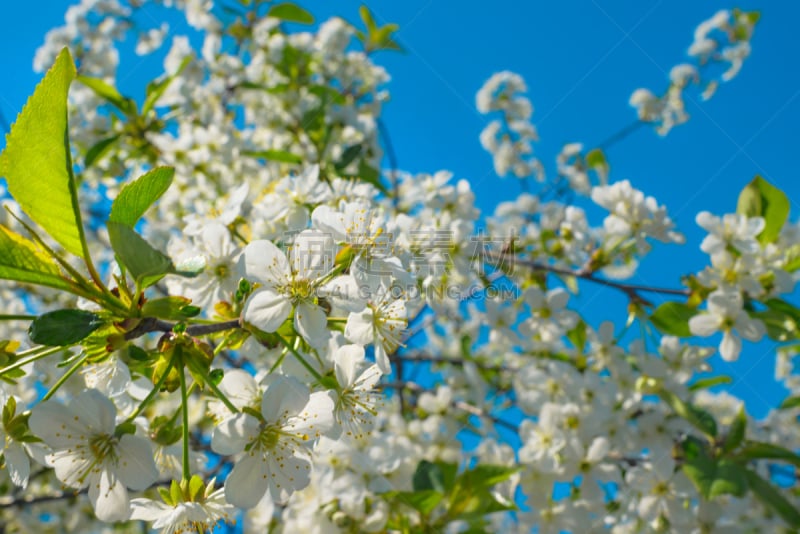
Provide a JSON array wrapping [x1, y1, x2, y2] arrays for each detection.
[[0, 48, 87, 258], [109, 167, 175, 227]]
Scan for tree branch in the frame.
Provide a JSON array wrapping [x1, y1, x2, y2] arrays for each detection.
[[381, 381, 520, 432], [124, 318, 242, 341], [486, 252, 690, 299]]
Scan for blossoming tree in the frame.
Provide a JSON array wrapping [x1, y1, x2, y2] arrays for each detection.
[[0, 1, 797, 532]]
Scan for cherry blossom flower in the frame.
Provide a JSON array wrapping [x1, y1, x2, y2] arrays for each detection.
[[241, 231, 337, 349], [689, 289, 766, 361], [130, 477, 235, 534], [330, 344, 381, 439], [345, 288, 407, 374], [211, 375, 334, 508], [29, 390, 159, 522]]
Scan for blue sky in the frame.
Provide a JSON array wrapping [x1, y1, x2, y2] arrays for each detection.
[[1, 1, 799, 416]]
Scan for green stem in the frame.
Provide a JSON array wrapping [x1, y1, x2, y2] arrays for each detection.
[[0, 346, 63, 377], [6, 208, 126, 314], [268, 348, 288, 375], [205, 374, 239, 414], [213, 336, 230, 356], [0, 315, 35, 321], [125, 358, 175, 423], [42, 352, 90, 401], [177, 347, 191, 482], [276, 335, 324, 383]]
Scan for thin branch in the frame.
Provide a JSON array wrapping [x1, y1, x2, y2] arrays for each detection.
[[124, 318, 242, 340], [381, 381, 520, 432], [486, 252, 690, 299], [392, 352, 515, 373], [597, 119, 646, 151]]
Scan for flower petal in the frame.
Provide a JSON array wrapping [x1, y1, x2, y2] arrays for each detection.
[[240, 240, 290, 286], [311, 204, 346, 240], [5, 442, 30, 488], [211, 413, 261, 455], [720, 331, 741, 362], [689, 314, 721, 337], [218, 369, 260, 410], [345, 309, 374, 345], [261, 376, 309, 423], [29, 401, 85, 449], [116, 434, 159, 490], [289, 230, 334, 280], [267, 453, 311, 502], [202, 222, 233, 258], [89, 468, 130, 522], [243, 288, 292, 333], [374, 344, 391, 375], [70, 389, 117, 435], [334, 345, 366, 389], [284, 391, 335, 437], [225, 453, 269, 509], [294, 301, 329, 350], [130, 498, 171, 521], [52, 450, 94, 488]]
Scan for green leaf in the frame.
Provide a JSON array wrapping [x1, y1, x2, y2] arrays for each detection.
[[566, 321, 587, 350], [77, 76, 136, 115], [209, 368, 224, 386], [459, 464, 519, 488], [659, 389, 717, 437], [681, 437, 748, 499], [169, 480, 183, 506], [335, 145, 362, 171], [158, 487, 174, 506], [242, 149, 303, 164], [308, 84, 346, 105], [585, 148, 608, 171], [142, 56, 192, 116], [737, 441, 800, 468], [763, 299, 800, 338], [0, 225, 72, 291], [84, 134, 120, 169], [779, 395, 800, 410], [267, 2, 314, 24], [109, 167, 175, 227], [141, 296, 195, 321], [449, 464, 518, 520], [707, 460, 748, 498], [127, 345, 150, 362], [688, 375, 733, 391], [359, 5, 378, 32], [745, 469, 800, 528], [736, 176, 790, 244], [723, 407, 747, 453], [752, 309, 798, 342], [29, 309, 104, 346], [358, 6, 402, 52], [413, 460, 448, 493], [649, 301, 697, 337], [357, 160, 388, 193], [391, 490, 443, 515], [107, 221, 175, 288], [114, 421, 137, 437], [188, 475, 205, 502], [0, 48, 87, 258]]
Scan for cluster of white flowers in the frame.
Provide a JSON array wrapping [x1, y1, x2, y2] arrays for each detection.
[[0, 2, 798, 533], [476, 71, 543, 180], [630, 9, 760, 135], [688, 210, 796, 361]]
